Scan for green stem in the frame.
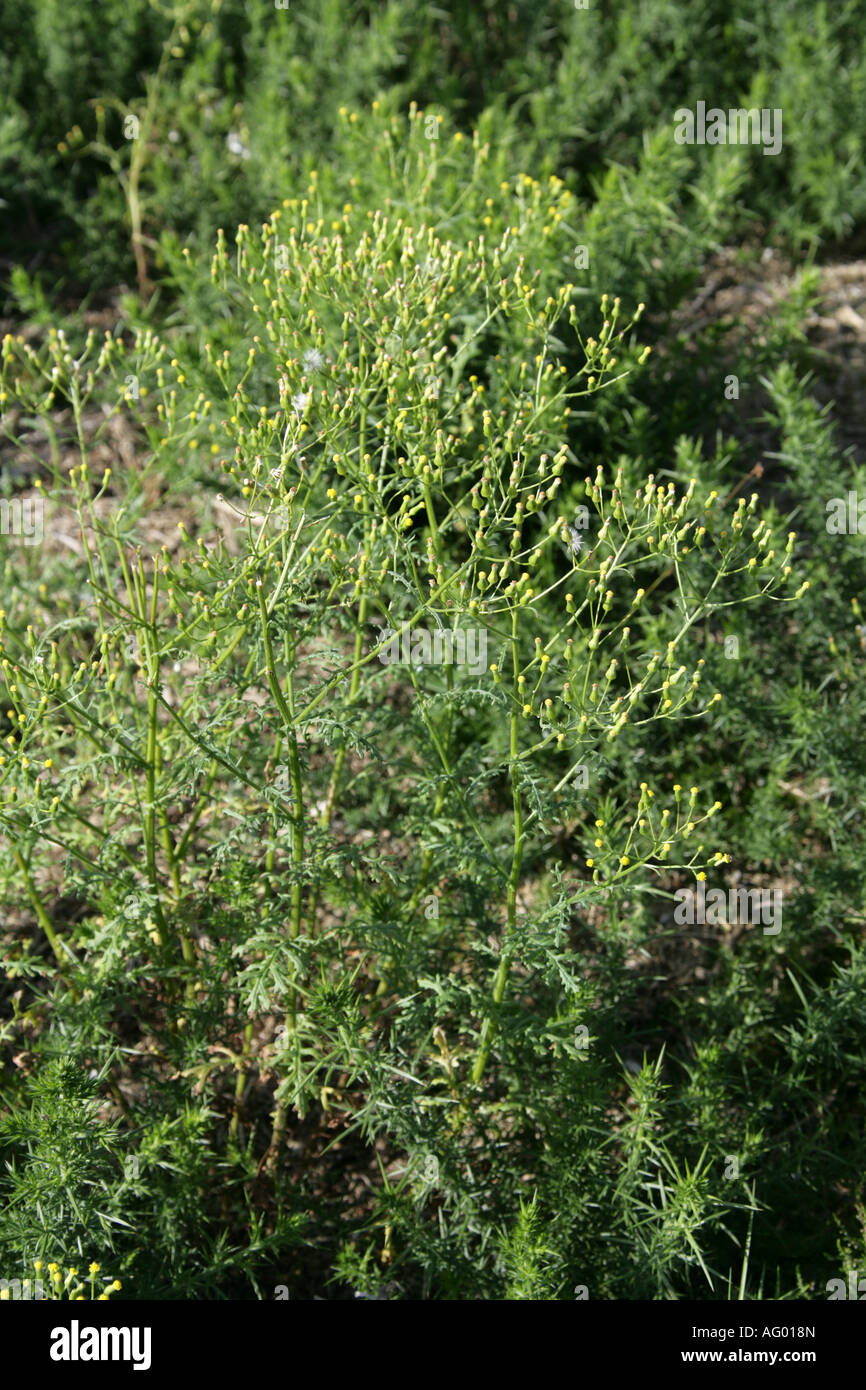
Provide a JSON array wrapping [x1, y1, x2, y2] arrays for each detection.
[[308, 589, 368, 926], [13, 848, 69, 974], [472, 604, 524, 1085], [256, 578, 307, 1158], [143, 692, 167, 947], [228, 1020, 254, 1152], [139, 561, 169, 950]]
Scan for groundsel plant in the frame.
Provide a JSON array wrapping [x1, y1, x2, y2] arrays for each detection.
[[0, 110, 805, 1293], [0, 1260, 122, 1301]]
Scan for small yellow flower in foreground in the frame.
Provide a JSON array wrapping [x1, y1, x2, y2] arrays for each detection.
[[620, 856, 630, 866], [696, 872, 707, 881], [112, 1280, 122, 1291], [673, 784, 682, 793], [594, 838, 603, 848], [34, 1260, 43, 1271], [89, 1262, 100, 1274], [586, 858, 594, 868]]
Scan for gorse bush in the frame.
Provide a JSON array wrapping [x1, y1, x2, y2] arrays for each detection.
[[0, 112, 814, 1298], [4, 0, 866, 303]]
